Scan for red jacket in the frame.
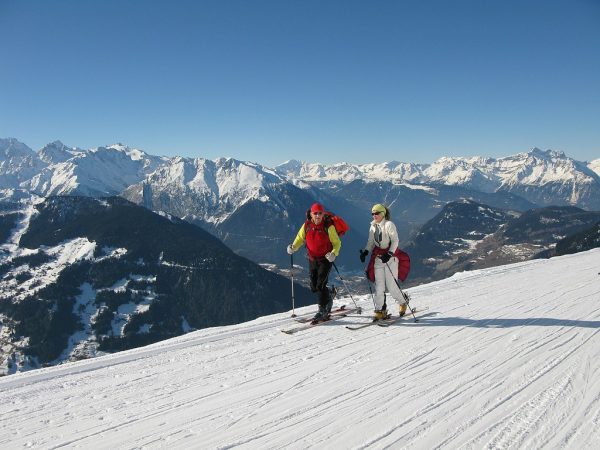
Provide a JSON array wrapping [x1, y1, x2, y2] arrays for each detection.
[[304, 220, 334, 259]]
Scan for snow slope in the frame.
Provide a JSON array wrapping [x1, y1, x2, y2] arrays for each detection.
[[1, 249, 600, 449]]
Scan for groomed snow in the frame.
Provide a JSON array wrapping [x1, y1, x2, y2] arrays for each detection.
[[1, 249, 600, 449]]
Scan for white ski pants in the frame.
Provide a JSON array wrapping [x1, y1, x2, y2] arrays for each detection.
[[373, 257, 403, 311]]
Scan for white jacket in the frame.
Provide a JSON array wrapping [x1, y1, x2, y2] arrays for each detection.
[[365, 218, 400, 253]]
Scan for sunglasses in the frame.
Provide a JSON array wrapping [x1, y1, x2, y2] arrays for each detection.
[[312, 212, 323, 216], [371, 212, 382, 216]]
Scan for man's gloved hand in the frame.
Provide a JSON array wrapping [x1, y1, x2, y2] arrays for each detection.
[[325, 252, 336, 262], [287, 244, 295, 255], [380, 251, 392, 263], [359, 249, 369, 263]]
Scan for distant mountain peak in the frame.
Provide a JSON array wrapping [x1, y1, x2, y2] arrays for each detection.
[[38, 141, 81, 164], [527, 147, 567, 159], [0, 137, 36, 159]]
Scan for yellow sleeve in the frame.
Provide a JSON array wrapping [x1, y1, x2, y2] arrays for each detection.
[[327, 225, 341, 256], [291, 224, 306, 250]]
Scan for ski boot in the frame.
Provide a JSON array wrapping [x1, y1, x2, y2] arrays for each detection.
[[399, 303, 407, 317], [373, 307, 390, 321], [311, 311, 324, 324], [311, 305, 329, 324]]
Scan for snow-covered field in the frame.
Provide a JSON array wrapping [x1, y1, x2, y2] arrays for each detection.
[[1, 249, 600, 449]]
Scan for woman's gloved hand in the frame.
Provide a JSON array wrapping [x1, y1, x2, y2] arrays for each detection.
[[359, 249, 369, 263], [380, 251, 392, 263]]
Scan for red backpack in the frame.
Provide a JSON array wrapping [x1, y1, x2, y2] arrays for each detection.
[[366, 247, 411, 283], [327, 213, 349, 237], [305, 210, 349, 237]]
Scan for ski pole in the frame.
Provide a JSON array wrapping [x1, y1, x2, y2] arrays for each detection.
[[362, 252, 379, 312], [382, 259, 418, 322], [365, 276, 377, 310], [290, 254, 296, 317], [332, 262, 361, 313]]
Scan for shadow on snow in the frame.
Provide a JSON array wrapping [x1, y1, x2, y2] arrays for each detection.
[[392, 312, 600, 329]]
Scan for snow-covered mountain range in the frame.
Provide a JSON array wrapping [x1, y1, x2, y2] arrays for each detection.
[[2, 248, 599, 448], [1, 139, 166, 197], [2, 139, 322, 266], [277, 148, 600, 210], [2, 137, 599, 270], [2, 138, 599, 211], [121, 155, 293, 226], [277, 149, 600, 185], [25, 142, 165, 197], [120, 156, 335, 266]]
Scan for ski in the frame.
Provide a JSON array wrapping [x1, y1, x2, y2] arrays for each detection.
[[345, 307, 426, 330], [294, 305, 350, 323], [282, 307, 361, 334], [377, 307, 429, 327], [345, 315, 392, 330]]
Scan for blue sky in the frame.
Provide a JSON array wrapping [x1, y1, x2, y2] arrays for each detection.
[[1, 0, 599, 166]]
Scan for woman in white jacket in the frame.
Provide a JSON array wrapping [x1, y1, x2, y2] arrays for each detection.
[[360, 203, 408, 320]]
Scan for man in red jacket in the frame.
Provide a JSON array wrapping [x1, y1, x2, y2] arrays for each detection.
[[287, 203, 341, 321]]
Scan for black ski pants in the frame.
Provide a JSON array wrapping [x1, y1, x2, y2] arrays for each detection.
[[309, 257, 332, 307]]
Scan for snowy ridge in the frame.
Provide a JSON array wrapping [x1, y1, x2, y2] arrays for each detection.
[[277, 148, 599, 191], [0, 193, 44, 259], [276, 159, 427, 183], [123, 156, 292, 225], [37, 140, 85, 164], [1, 249, 600, 448], [277, 148, 600, 209], [0, 138, 47, 189], [23, 144, 166, 197]]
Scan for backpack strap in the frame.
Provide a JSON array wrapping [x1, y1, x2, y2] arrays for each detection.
[[304, 210, 333, 232], [304, 217, 331, 234]]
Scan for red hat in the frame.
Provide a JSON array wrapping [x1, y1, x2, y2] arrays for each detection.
[[310, 202, 324, 213]]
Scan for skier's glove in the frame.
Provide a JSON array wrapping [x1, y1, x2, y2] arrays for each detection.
[[380, 251, 392, 263], [359, 249, 369, 263], [287, 244, 295, 255], [325, 252, 336, 262]]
